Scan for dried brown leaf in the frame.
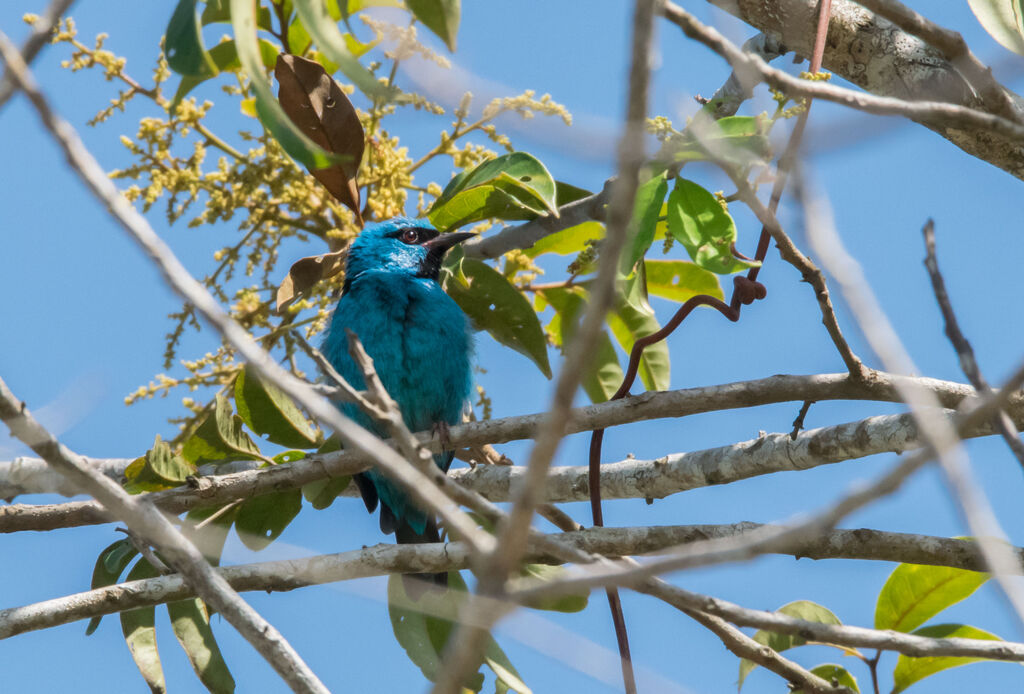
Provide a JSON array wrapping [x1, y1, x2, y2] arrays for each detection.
[[275, 53, 365, 225], [275, 249, 347, 314]]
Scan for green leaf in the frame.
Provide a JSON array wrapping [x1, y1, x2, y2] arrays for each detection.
[[182, 505, 239, 566], [519, 563, 588, 612], [86, 539, 140, 635], [537, 286, 623, 403], [793, 664, 860, 693], [235, 366, 319, 449], [619, 171, 668, 276], [165, 0, 217, 77], [429, 184, 541, 231], [171, 38, 278, 112], [234, 490, 302, 551], [121, 559, 166, 693], [668, 115, 771, 165], [644, 259, 723, 303], [168, 598, 235, 694], [287, 16, 314, 55], [406, 0, 460, 51], [301, 475, 352, 509], [875, 563, 989, 633], [231, 0, 338, 170], [183, 394, 263, 465], [606, 273, 670, 392], [968, 0, 1024, 55], [444, 258, 551, 378], [523, 221, 604, 259], [666, 177, 759, 275], [554, 180, 593, 207], [892, 623, 1005, 693], [125, 435, 197, 493], [200, 0, 273, 30], [293, 0, 404, 101], [439, 152, 557, 214], [738, 600, 845, 689]]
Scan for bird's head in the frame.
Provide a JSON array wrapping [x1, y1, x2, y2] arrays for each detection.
[[344, 216, 474, 290]]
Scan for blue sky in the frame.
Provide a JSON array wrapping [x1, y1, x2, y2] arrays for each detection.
[[2, 1, 1024, 692]]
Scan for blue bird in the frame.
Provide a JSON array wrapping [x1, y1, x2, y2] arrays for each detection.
[[321, 216, 474, 590]]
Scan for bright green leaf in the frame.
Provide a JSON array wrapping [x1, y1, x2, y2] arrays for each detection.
[[235, 366, 319, 449], [523, 221, 604, 259], [606, 273, 670, 392], [444, 258, 551, 378], [793, 664, 860, 693], [968, 0, 1024, 55], [893, 623, 1005, 693], [165, 0, 217, 77], [121, 559, 166, 693], [406, 0, 461, 51], [86, 539, 139, 635], [429, 184, 540, 231], [874, 564, 989, 633], [644, 259, 723, 303], [619, 171, 668, 276], [234, 490, 302, 551], [666, 177, 759, 275], [182, 394, 263, 465], [168, 598, 235, 694], [438, 152, 557, 214], [738, 600, 845, 689], [171, 38, 278, 112], [287, 16, 313, 55], [519, 563, 589, 612]]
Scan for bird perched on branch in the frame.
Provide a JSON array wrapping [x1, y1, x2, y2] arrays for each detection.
[[321, 216, 474, 592]]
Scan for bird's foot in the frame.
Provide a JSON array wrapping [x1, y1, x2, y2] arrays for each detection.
[[433, 420, 452, 451]]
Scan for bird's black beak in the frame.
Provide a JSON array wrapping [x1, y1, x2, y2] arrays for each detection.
[[423, 231, 475, 254]]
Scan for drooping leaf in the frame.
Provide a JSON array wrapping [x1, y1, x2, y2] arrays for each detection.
[[235, 365, 319, 449], [968, 0, 1024, 55], [666, 115, 772, 166], [537, 286, 623, 403], [619, 171, 668, 276], [125, 435, 197, 493], [406, 0, 461, 51], [892, 623, 1005, 693], [435, 152, 558, 215], [523, 221, 604, 259], [519, 563, 588, 612], [874, 563, 989, 633], [182, 394, 263, 465], [200, 0, 273, 30], [644, 259, 723, 303], [429, 184, 541, 231], [234, 489, 303, 551], [165, 0, 217, 77], [444, 258, 551, 378], [168, 598, 235, 694], [301, 435, 350, 508], [607, 273, 670, 392], [86, 539, 140, 635], [276, 248, 347, 313], [666, 177, 759, 275], [275, 53, 366, 223], [171, 38, 278, 112], [793, 664, 860, 693], [230, 0, 338, 170], [182, 505, 239, 566], [121, 559, 166, 693], [738, 600, 847, 689]]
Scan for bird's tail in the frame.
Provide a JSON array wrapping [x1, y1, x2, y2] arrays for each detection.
[[395, 517, 448, 600]]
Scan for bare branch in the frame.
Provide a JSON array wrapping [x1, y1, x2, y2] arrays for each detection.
[[0, 0, 75, 111]]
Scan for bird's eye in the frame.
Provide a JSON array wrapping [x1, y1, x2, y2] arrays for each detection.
[[400, 228, 421, 244]]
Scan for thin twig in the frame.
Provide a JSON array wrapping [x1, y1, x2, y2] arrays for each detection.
[[0, 0, 75, 111]]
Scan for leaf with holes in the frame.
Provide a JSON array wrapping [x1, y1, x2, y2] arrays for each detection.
[[182, 395, 263, 465], [171, 38, 278, 112], [666, 177, 759, 275], [436, 152, 557, 215], [607, 273, 670, 392], [968, 0, 1024, 55], [235, 365, 319, 449], [86, 539, 139, 635], [235, 489, 302, 551], [121, 559, 165, 693], [168, 598, 235, 694], [892, 623, 1007, 693], [165, 0, 217, 77], [874, 563, 989, 633], [406, 0, 461, 51], [444, 258, 551, 378], [276, 248, 347, 313], [275, 53, 365, 223], [645, 259, 723, 303], [619, 171, 668, 276]]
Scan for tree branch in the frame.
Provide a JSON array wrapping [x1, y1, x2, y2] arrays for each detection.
[[0, 0, 75, 111]]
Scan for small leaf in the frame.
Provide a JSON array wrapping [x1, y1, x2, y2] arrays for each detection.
[[182, 394, 263, 465], [666, 177, 759, 275], [968, 0, 1024, 55], [200, 0, 273, 30], [276, 248, 347, 313], [519, 564, 588, 612], [86, 539, 140, 635], [793, 664, 860, 693], [523, 221, 604, 259], [443, 258, 551, 378], [738, 600, 845, 689], [406, 0, 461, 51], [275, 53, 366, 223], [235, 490, 302, 551], [892, 623, 1004, 693], [554, 180, 593, 207], [875, 563, 989, 633], [121, 559, 166, 693], [182, 505, 239, 566], [607, 273, 670, 392], [301, 475, 352, 509], [235, 365, 319, 449], [168, 598, 235, 694], [125, 435, 197, 493], [666, 115, 772, 165], [165, 0, 217, 77], [619, 171, 668, 276], [171, 38, 278, 112], [644, 259, 723, 303]]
